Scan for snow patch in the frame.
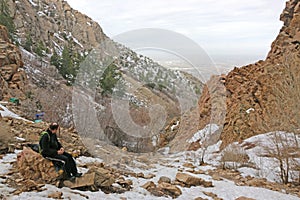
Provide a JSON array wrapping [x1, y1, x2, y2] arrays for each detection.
[[246, 108, 255, 114], [52, 40, 63, 55], [0, 104, 32, 122], [14, 136, 26, 141], [28, 0, 37, 7], [66, 32, 83, 48], [203, 140, 222, 166], [188, 124, 219, 143], [76, 156, 103, 165], [72, 36, 83, 48], [152, 135, 158, 146], [170, 121, 179, 131], [37, 11, 46, 17], [54, 33, 64, 42]]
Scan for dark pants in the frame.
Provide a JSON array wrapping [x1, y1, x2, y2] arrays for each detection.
[[43, 152, 78, 176]]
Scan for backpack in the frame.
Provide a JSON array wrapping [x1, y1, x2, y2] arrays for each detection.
[[39, 131, 50, 154], [27, 143, 39, 153]]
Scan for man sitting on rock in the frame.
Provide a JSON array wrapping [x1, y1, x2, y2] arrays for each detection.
[[39, 122, 82, 180]]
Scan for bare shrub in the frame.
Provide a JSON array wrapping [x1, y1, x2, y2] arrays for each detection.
[[221, 144, 249, 170], [261, 132, 300, 184]]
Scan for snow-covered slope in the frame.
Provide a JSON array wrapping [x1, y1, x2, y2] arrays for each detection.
[[1, 148, 299, 200], [0, 104, 32, 122], [0, 108, 299, 199], [187, 125, 300, 184]]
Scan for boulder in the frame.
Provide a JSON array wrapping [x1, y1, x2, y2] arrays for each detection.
[[157, 182, 182, 198], [63, 173, 96, 189], [48, 191, 63, 199], [142, 181, 182, 198], [183, 162, 196, 168], [116, 177, 133, 190], [144, 173, 156, 179], [203, 191, 221, 199], [176, 172, 213, 187], [142, 181, 156, 190], [158, 176, 171, 184], [194, 197, 208, 200], [235, 197, 255, 200], [87, 166, 115, 187], [16, 147, 60, 183]]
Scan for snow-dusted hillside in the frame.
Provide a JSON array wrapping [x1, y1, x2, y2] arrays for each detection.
[[75, 41, 202, 109]]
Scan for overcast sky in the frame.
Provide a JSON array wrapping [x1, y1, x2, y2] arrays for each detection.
[[67, 0, 286, 61]]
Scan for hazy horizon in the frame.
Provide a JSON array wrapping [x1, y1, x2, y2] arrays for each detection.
[[67, 0, 286, 66]]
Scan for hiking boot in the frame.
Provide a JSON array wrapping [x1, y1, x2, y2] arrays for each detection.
[[74, 172, 82, 177]]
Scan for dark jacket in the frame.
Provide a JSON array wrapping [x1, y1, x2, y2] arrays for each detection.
[[39, 129, 62, 157]]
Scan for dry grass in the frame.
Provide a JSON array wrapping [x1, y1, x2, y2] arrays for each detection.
[[221, 144, 249, 170]]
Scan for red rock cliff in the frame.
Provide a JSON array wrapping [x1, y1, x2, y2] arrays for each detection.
[[0, 25, 27, 101], [198, 0, 300, 147]]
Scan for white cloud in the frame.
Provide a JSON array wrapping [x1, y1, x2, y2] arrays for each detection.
[[67, 0, 286, 60]]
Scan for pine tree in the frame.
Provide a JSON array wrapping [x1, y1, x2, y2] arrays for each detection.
[[59, 46, 78, 84], [24, 33, 33, 52], [99, 63, 122, 95], [34, 41, 46, 57], [50, 50, 61, 67]]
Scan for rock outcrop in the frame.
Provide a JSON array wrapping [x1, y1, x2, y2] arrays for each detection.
[[9, 0, 107, 53], [196, 0, 300, 147], [0, 25, 27, 101]]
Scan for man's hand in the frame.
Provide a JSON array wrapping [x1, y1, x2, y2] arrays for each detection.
[[57, 148, 64, 155]]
